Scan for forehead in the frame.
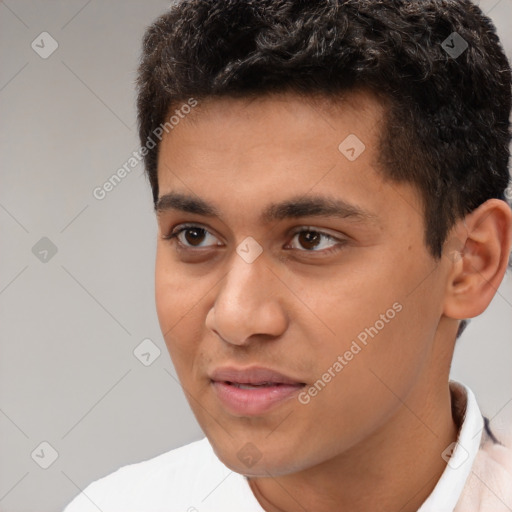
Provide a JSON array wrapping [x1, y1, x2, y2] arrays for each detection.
[[155, 91, 428, 252], [154, 91, 422, 230], [175, 89, 385, 138], [156, 90, 386, 182]]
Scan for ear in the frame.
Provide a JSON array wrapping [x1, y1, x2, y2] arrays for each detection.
[[443, 198, 512, 320]]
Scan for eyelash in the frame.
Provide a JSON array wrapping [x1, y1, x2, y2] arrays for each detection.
[[161, 223, 347, 255]]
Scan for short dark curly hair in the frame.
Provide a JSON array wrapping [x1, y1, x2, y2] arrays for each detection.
[[136, 0, 511, 258]]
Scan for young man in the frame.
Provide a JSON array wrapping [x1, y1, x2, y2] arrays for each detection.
[[64, 0, 512, 510]]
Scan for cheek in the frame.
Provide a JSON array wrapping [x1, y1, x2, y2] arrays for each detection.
[[155, 249, 218, 379], [292, 315, 430, 454], [303, 263, 436, 416], [155, 267, 180, 335], [155, 252, 197, 357], [155, 247, 198, 329]]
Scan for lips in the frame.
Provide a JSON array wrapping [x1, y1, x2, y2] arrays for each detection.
[[209, 366, 306, 415], [209, 366, 305, 386]]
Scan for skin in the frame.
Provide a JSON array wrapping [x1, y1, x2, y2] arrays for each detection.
[[154, 90, 512, 512]]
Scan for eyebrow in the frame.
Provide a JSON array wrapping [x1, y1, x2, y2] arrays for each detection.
[[155, 191, 377, 224]]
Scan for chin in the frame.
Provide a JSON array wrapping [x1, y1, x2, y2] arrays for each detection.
[[211, 441, 310, 478]]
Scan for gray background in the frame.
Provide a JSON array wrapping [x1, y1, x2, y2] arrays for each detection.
[[0, 1, 511, 511]]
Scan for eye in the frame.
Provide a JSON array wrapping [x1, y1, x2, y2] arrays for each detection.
[[162, 224, 346, 254], [162, 223, 222, 248], [287, 228, 346, 253]]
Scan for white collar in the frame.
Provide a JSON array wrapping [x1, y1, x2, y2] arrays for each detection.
[[418, 381, 484, 512]]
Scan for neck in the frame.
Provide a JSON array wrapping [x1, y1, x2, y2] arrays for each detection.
[[248, 380, 459, 512]]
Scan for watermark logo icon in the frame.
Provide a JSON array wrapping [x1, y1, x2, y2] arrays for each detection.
[[31, 32, 59, 59], [442, 237, 464, 263], [237, 442, 262, 468], [441, 32, 468, 59], [133, 338, 161, 366], [236, 237, 263, 264], [32, 237, 58, 263], [31, 441, 59, 469], [338, 134, 366, 161], [441, 441, 469, 469]]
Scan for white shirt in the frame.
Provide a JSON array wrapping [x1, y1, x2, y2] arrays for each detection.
[[63, 381, 484, 512]]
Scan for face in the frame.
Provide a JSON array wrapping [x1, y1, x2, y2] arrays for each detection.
[[154, 91, 450, 476]]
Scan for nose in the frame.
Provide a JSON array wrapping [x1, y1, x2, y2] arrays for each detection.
[[205, 252, 288, 346]]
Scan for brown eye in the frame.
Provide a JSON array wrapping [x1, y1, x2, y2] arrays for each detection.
[[298, 231, 322, 250], [164, 224, 222, 249], [182, 227, 206, 246], [289, 229, 341, 252]]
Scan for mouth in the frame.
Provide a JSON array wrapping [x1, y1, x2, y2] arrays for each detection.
[[223, 381, 299, 389], [209, 366, 306, 415]]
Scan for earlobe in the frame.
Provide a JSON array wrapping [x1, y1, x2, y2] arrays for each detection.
[[443, 199, 512, 321]]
